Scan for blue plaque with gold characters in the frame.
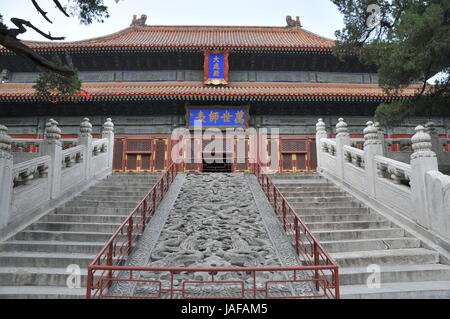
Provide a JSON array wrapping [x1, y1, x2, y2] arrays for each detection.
[[203, 51, 230, 85], [186, 106, 249, 129]]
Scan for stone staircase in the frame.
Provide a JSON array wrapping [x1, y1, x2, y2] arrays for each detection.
[[271, 172, 450, 299], [0, 172, 160, 299]]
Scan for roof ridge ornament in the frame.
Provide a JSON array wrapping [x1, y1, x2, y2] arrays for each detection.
[[131, 14, 148, 26], [286, 15, 302, 28]]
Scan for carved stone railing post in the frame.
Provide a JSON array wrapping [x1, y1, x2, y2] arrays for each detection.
[[102, 118, 114, 171], [41, 119, 62, 199], [0, 125, 13, 226], [315, 118, 327, 171], [410, 125, 439, 229], [364, 121, 384, 197], [374, 122, 387, 156], [425, 121, 445, 164], [78, 118, 93, 179], [335, 118, 350, 180]]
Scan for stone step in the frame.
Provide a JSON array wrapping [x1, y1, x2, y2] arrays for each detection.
[[285, 196, 353, 203], [300, 213, 382, 223], [108, 172, 162, 178], [98, 181, 156, 188], [313, 228, 405, 241], [0, 240, 105, 254], [12, 230, 113, 242], [0, 252, 95, 268], [0, 286, 85, 299], [271, 173, 320, 178], [88, 185, 151, 193], [108, 174, 160, 180], [0, 267, 89, 287], [340, 281, 450, 299], [55, 207, 133, 215], [319, 237, 421, 253], [82, 190, 149, 197], [339, 264, 450, 286], [292, 202, 363, 209], [330, 248, 439, 268], [102, 177, 159, 185], [64, 201, 138, 209], [75, 195, 144, 202], [42, 214, 128, 224], [275, 186, 341, 192], [282, 191, 347, 197], [297, 207, 370, 215], [27, 222, 121, 233], [274, 182, 333, 187], [306, 220, 391, 231], [272, 176, 323, 181]]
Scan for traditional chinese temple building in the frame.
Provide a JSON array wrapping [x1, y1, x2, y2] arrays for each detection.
[[0, 16, 447, 173]]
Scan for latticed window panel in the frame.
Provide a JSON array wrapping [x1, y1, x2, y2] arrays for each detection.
[[126, 140, 152, 152], [112, 140, 124, 170], [296, 154, 307, 170], [141, 154, 152, 171], [154, 140, 166, 170], [127, 154, 138, 171], [235, 139, 249, 172], [309, 141, 317, 170], [280, 140, 306, 152], [282, 154, 293, 171]]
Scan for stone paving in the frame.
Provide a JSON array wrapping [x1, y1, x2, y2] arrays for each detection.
[[130, 173, 314, 298]]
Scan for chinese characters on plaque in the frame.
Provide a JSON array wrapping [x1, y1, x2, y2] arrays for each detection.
[[188, 108, 248, 128], [204, 51, 229, 85]]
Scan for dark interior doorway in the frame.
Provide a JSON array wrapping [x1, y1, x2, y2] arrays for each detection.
[[202, 153, 232, 172]]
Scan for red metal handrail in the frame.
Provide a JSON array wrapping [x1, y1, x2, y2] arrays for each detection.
[[86, 163, 179, 299], [251, 163, 339, 298], [86, 163, 340, 299]]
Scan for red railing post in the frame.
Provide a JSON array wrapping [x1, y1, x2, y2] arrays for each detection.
[[313, 242, 320, 291], [142, 201, 148, 230], [282, 201, 287, 231], [152, 189, 156, 212], [86, 268, 93, 299], [335, 268, 340, 299], [128, 217, 133, 255], [294, 217, 300, 255], [107, 242, 114, 287], [273, 188, 278, 215]]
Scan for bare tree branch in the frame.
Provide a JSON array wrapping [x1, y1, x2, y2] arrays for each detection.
[[0, 33, 74, 76], [31, 0, 53, 24], [10, 18, 65, 40], [53, 0, 70, 17]]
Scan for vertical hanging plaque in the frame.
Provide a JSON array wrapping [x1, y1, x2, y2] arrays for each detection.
[[203, 51, 230, 85]]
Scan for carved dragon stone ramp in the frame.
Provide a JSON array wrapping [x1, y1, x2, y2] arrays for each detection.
[[123, 173, 315, 299]]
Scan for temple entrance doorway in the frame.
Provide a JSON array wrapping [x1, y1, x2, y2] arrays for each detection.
[[202, 152, 233, 173]]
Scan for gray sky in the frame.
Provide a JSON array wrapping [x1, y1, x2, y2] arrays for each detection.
[[1, 0, 345, 41]]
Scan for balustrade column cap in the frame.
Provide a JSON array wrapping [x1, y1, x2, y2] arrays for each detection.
[[411, 125, 436, 159], [0, 124, 12, 153], [336, 117, 348, 136], [316, 118, 326, 133], [364, 120, 381, 146], [44, 118, 61, 141], [102, 118, 114, 133], [80, 117, 93, 136]]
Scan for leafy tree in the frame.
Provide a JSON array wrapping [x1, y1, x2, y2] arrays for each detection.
[[331, 0, 450, 126], [1, 1, 119, 96], [33, 56, 82, 99]]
